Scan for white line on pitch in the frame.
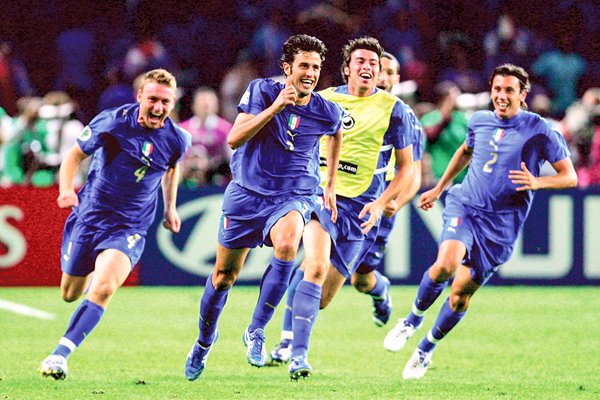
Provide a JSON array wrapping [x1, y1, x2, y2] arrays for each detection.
[[0, 299, 56, 320]]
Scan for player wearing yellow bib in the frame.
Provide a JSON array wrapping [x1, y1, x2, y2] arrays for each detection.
[[268, 37, 420, 379], [351, 52, 424, 327]]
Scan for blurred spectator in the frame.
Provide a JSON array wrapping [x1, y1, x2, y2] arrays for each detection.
[[531, 28, 586, 119], [37, 91, 86, 185], [438, 32, 484, 93], [1, 92, 85, 187], [54, 18, 95, 118], [178, 87, 232, 187], [1, 97, 48, 186], [0, 40, 35, 116], [219, 50, 259, 123], [97, 68, 136, 113], [562, 88, 600, 186], [123, 31, 176, 82], [483, 14, 537, 75], [420, 82, 469, 184], [249, 6, 293, 78]]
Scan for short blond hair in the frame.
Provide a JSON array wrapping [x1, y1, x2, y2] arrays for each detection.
[[139, 69, 177, 92]]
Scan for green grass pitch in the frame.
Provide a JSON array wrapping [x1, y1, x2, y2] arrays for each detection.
[[0, 286, 598, 400]]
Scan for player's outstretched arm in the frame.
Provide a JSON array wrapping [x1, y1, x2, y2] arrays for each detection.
[[509, 159, 577, 191], [57, 143, 88, 208], [418, 141, 472, 211], [323, 128, 343, 223], [161, 164, 181, 232], [383, 160, 422, 218], [360, 145, 414, 234]]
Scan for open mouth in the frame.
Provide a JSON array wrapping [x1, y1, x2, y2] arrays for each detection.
[[359, 73, 372, 81]]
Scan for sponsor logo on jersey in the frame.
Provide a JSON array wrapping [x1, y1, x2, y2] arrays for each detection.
[[342, 108, 355, 130], [78, 126, 92, 141]]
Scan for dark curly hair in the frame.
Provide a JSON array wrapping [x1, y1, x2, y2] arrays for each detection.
[[279, 34, 327, 73], [340, 37, 384, 83]]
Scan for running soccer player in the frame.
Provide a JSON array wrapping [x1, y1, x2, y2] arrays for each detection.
[[270, 37, 420, 380], [38, 69, 190, 380], [184, 34, 343, 381], [270, 53, 422, 365], [383, 63, 577, 379], [350, 51, 424, 327]]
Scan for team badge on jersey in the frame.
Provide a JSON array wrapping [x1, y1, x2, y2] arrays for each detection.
[[142, 141, 154, 157], [493, 128, 505, 142], [78, 126, 92, 142], [288, 114, 301, 129]]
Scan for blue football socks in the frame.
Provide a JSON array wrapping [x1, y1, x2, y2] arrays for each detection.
[[198, 274, 229, 347], [291, 280, 321, 358], [406, 269, 448, 327], [368, 270, 387, 298], [249, 257, 295, 331], [52, 299, 104, 359], [418, 297, 466, 353], [281, 268, 304, 333]]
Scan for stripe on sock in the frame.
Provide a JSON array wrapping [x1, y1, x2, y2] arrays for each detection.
[[412, 303, 426, 317], [281, 330, 293, 341], [59, 337, 77, 351], [427, 330, 440, 344]]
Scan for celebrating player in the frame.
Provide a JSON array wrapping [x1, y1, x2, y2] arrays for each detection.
[[384, 63, 577, 379], [265, 37, 420, 379], [39, 69, 190, 380], [350, 51, 424, 327], [184, 34, 343, 381]]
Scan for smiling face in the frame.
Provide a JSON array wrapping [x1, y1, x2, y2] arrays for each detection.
[[344, 49, 380, 97], [491, 74, 526, 119], [137, 82, 176, 129], [377, 56, 400, 93], [283, 51, 322, 105]]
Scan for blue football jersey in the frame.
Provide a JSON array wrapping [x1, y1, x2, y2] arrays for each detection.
[[231, 78, 343, 197], [449, 110, 570, 242], [74, 103, 191, 231]]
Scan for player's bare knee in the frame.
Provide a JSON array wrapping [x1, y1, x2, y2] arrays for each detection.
[[351, 275, 370, 293], [213, 272, 236, 290], [449, 292, 470, 312], [304, 261, 328, 281], [273, 241, 299, 261], [431, 261, 459, 281], [61, 289, 81, 303]]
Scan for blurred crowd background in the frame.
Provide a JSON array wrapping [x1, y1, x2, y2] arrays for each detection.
[[1, 0, 599, 190]]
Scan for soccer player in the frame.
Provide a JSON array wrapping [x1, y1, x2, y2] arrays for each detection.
[[384, 64, 577, 379], [271, 37, 419, 380], [350, 51, 424, 327], [184, 34, 343, 381], [38, 69, 190, 380], [270, 53, 422, 361]]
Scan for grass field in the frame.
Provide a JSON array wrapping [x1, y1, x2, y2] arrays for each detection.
[[0, 285, 598, 400]]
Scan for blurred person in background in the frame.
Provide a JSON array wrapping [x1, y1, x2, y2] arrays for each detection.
[[0, 40, 35, 116], [421, 82, 469, 184], [561, 88, 600, 186], [178, 87, 233, 187]]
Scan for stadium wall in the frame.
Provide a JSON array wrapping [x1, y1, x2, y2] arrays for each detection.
[[1, 185, 598, 286]]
